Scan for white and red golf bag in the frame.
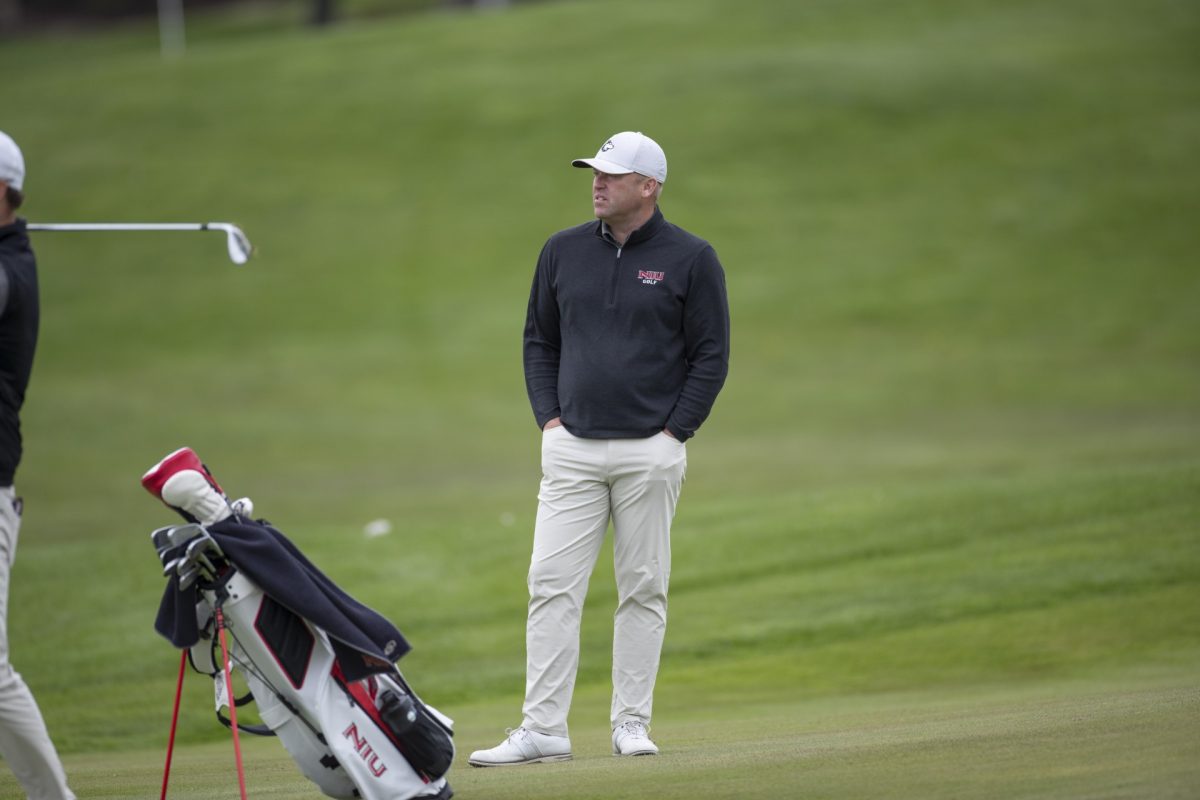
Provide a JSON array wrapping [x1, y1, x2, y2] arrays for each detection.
[[150, 518, 455, 800]]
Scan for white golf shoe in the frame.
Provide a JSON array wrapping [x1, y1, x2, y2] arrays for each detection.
[[468, 727, 572, 767], [612, 720, 659, 756]]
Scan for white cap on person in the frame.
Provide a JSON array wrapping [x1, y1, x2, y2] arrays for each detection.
[[572, 131, 667, 183], [0, 131, 24, 191]]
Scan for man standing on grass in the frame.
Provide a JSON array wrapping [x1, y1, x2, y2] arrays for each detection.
[[470, 131, 730, 766], [0, 131, 76, 800]]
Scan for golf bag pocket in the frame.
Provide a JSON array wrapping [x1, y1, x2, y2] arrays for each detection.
[[363, 679, 455, 780], [400, 712, 454, 780], [249, 671, 359, 800]]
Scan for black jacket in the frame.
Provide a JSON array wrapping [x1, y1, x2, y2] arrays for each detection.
[[155, 518, 411, 683], [0, 219, 39, 486], [523, 207, 730, 441]]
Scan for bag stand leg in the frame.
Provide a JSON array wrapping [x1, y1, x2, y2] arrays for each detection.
[[160, 651, 188, 800], [216, 604, 250, 800]]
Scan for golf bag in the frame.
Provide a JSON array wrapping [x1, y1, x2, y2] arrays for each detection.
[[151, 516, 455, 800]]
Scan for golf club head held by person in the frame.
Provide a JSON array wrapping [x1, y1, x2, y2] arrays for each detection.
[[469, 131, 729, 767]]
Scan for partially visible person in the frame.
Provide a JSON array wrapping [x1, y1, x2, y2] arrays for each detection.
[[0, 130, 76, 800]]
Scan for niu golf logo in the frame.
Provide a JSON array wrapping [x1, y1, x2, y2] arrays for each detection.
[[601, 139, 616, 152], [638, 270, 666, 285], [343, 723, 388, 777]]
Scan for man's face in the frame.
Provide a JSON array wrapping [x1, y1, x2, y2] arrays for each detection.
[[591, 169, 650, 221]]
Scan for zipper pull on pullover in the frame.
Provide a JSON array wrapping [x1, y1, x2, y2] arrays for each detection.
[[607, 246, 622, 308]]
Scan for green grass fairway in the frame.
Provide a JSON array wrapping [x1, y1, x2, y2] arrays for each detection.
[[1, 0, 1198, 797], [33, 672, 1200, 799]]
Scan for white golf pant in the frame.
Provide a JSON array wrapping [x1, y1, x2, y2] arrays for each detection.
[[0, 487, 75, 800], [522, 428, 686, 738]]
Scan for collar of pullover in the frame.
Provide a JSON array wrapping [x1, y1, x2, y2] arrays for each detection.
[[0, 217, 28, 247], [598, 206, 665, 249]]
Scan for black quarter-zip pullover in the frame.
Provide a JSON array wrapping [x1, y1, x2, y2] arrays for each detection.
[[523, 207, 729, 442], [0, 219, 39, 486]]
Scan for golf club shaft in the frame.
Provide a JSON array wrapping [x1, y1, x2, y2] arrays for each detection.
[[26, 222, 253, 264], [28, 223, 225, 232]]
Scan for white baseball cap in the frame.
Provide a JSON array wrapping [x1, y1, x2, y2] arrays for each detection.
[[0, 131, 24, 191], [572, 131, 667, 183]]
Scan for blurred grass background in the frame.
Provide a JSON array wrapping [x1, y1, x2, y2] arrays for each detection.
[[1, 0, 1198, 796]]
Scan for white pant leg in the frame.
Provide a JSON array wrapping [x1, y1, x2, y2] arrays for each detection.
[[522, 428, 611, 738], [608, 434, 686, 730], [0, 487, 76, 800]]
